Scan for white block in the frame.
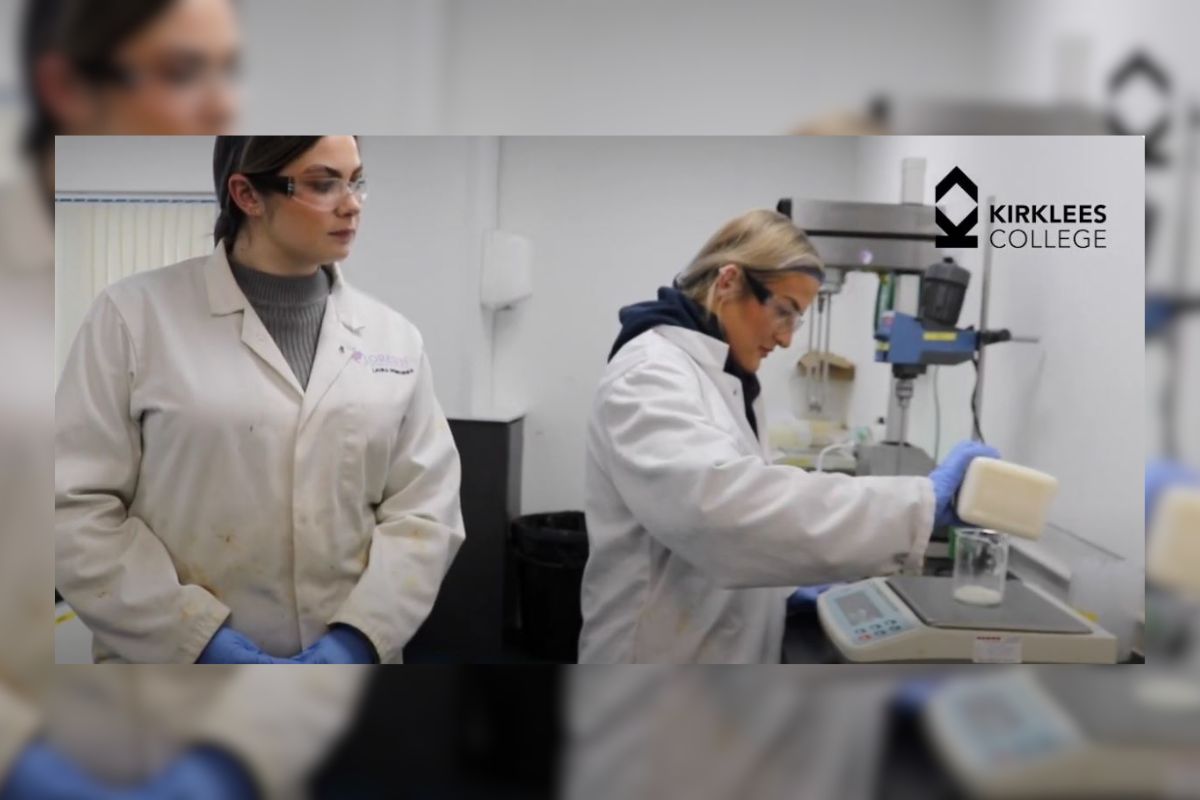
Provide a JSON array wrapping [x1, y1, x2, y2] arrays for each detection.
[[956, 457, 1059, 540], [1148, 487, 1200, 596]]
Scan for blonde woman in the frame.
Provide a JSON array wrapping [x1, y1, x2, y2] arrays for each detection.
[[579, 209, 997, 663]]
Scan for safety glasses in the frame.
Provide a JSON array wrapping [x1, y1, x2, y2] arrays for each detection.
[[742, 268, 807, 334], [245, 173, 368, 211], [77, 58, 241, 95]]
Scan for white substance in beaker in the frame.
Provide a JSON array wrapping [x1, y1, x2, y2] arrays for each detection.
[[954, 585, 1003, 607]]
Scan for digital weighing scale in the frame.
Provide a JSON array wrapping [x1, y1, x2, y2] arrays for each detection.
[[924, 668, 1200, 798], [816, 576, 1117, 663]]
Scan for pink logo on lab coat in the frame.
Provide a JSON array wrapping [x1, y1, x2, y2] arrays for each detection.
[[351, 350, 413, 375]]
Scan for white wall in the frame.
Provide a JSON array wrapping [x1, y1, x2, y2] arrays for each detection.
[[854, 137, 1144, 564], [55, 137, 214, 193], [237, 0, 449, 133], [496, 136, 864, 514], [440, 0, 993, 134]]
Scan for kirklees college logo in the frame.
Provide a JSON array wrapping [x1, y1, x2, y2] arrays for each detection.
[[933, 167, 1109, 251], [934, 166, 979, 248]]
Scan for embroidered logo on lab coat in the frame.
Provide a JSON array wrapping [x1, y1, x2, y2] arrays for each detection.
[[351, 350, 414, 375]]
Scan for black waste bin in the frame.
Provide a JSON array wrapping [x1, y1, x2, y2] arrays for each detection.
[[510, 511, 588, 663]]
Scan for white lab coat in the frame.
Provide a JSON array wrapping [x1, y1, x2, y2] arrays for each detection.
[[563, 667, 901, 800], [578, 326, 935, 663], [55, 244, 465, 664]]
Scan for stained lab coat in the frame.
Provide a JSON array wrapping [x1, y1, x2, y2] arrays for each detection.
[[55, 244, 465, 664], [578, 326, 935, 663]]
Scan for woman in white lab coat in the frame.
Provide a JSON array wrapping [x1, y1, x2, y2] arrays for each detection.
[[578, 209, 996, 663], [55, 136, 466, 664]]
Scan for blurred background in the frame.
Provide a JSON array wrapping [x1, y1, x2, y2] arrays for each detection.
[[3, 0, 1198, 798]]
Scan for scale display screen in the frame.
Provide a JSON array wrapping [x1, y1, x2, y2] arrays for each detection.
[[962, 693, 1024, 737], [835, 592, 884, 625]]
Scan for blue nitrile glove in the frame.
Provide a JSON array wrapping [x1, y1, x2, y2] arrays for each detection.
[[196, 626, 285, 665], [1145, 295, 1176, 338], [128, 747, 257, 800], [0, 741, 117, 800], [890, 676, 947, 718], [1146, 460, 1200, 529], [294, 625, 377, 664], [786, 584, 837, 614], [928, 441, 1001, 529]]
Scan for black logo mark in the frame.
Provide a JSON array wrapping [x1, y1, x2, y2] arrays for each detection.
[[934, 166, 978, 248], [1106, 50, 1171, 168]]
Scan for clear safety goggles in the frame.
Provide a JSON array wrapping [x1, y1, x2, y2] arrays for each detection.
[[246, 173, 368, 211], [742, 267, 808, 334], [78, 57, 241, 96]]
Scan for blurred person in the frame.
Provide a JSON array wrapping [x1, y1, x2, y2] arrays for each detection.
[[1146, 460, 1199, 529], [0, 47, 55, 800], [563, 666, 909, 800], [3, 133, 366, 798], [55, 135, 465, 664], [0, 666, 367, 800], [22, 0, 240, 138], [579, 209, 998, 663]]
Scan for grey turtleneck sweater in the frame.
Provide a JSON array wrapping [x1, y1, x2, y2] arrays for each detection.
[[229, 258, 331, 389]]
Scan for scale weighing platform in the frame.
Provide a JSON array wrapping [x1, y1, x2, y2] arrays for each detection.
[[816, 576, 1117, 663]]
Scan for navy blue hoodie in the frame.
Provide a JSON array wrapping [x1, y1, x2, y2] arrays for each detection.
[[608, 287, 761, 436]]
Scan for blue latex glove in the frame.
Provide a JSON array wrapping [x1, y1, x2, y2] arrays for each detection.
[[786, 584, 837, 614], [890, 677, 946, 718], [0, 742, 117, 800], [128, 748, 257, 800], [1145, 295, 1174, 338], [928, 441, 1001, 528], [294, 625, 377, 664], [1146, 460, 1200, 528], [196, 626, 285, 665]]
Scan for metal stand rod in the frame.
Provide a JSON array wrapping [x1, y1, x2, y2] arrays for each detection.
[[806, 295, 818, 411], [894, 378, 914, 474], [820, 295, 833, 411], [1162, 100, 1199, 456], [974, 194, 997, 443], [810, 295, 828, 413]]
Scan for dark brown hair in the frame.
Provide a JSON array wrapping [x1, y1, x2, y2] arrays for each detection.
[[21, 0, 179, 152], [211, 136, 332, 247]]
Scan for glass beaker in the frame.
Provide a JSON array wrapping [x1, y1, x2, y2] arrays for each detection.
[[953, 528, 1009, 606]]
